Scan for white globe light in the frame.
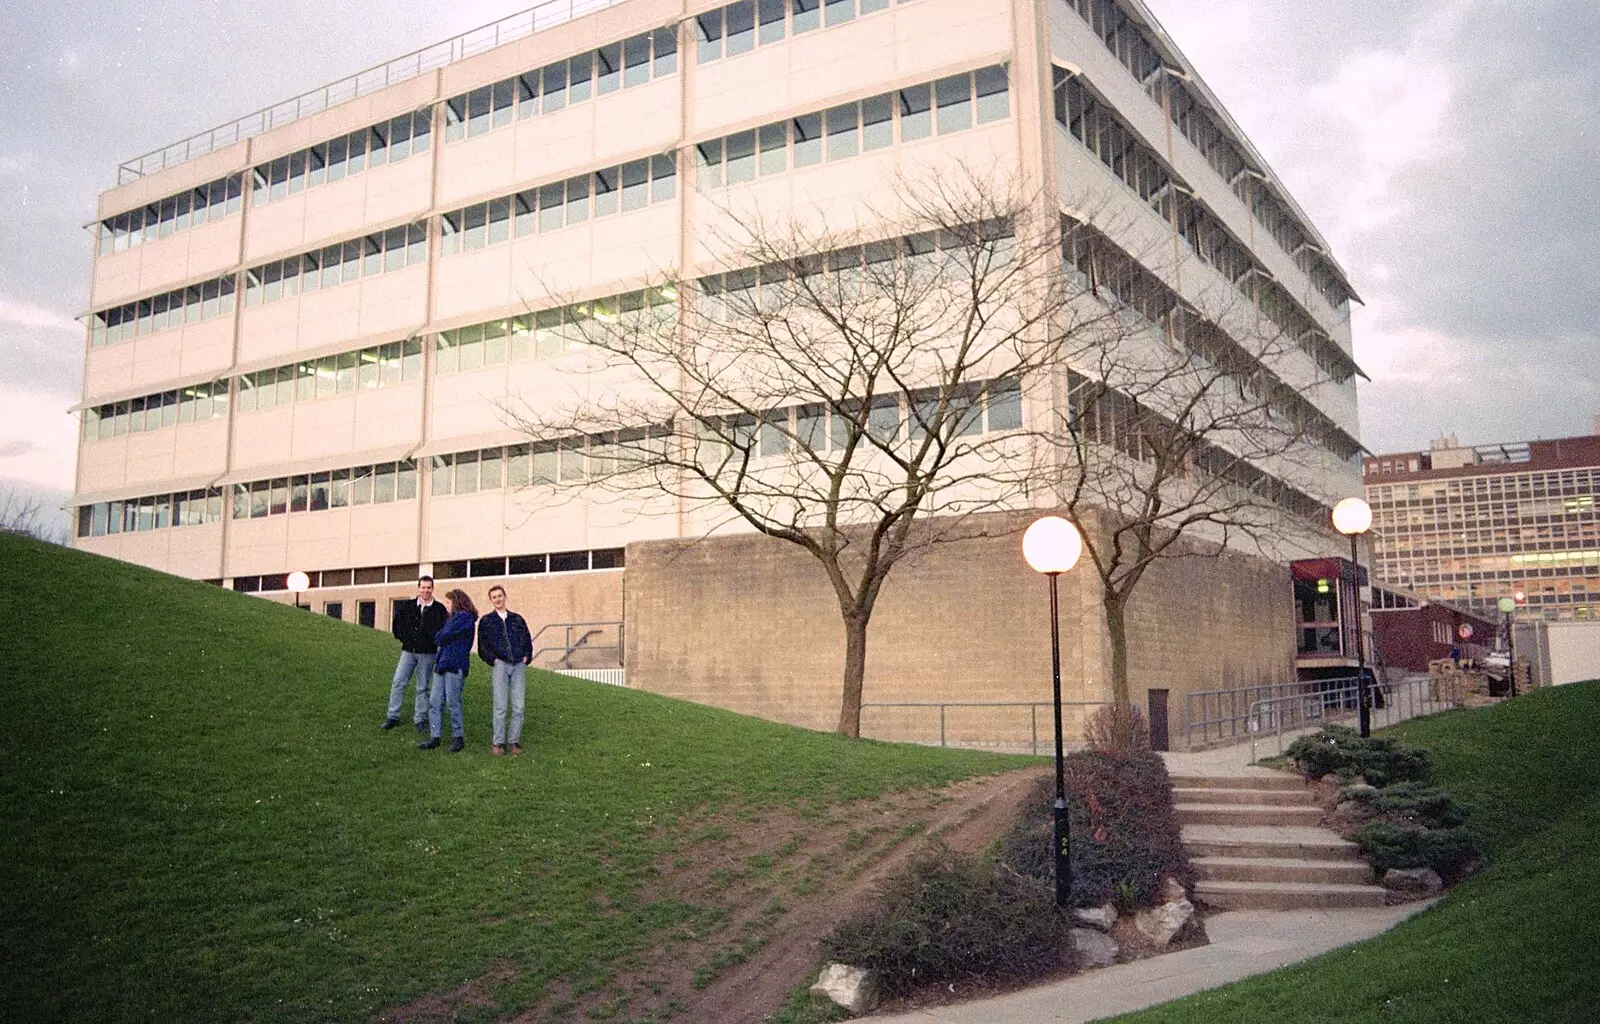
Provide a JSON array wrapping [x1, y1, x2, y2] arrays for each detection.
[[1497, 597, 1517, 614], [1331, 497, 1372, 536], [1023, 516, 1084, 575], [287, 570, 311, 593]]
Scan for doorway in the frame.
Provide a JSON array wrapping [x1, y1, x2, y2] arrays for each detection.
[[1147, 689, 1170, 751]]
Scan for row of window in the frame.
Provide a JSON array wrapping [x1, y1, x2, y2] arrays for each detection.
[[97, 175, 245, 256], [434, 549, 623, 579], [430, 430, 668, 495], [445, 27, 678, 144], [77, 488, 225, 538], [695, 66, 1008, 188], [1062, 0, 1352, 313], [235, 339, 426, 413], [90, 277, 238, 348], [85, 381, 231, 441], [694, 0, 906, 63], [229, 550, 624, 595], [437, 156, 676, 256], [434, 288, 676, 375], [244, 224, 427, 307], [250, 111, 434, 207], [231, 461, 420, 519], [1065, 370, 1329, 524], [1052, 71, 1355, 386], [1060, 217, 1360, 461]]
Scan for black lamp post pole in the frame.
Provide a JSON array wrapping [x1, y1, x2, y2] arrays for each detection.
[[1351, 532, 1370, 738], [1047, 571, 1071, 908], [1506, 610, 1518, 698]]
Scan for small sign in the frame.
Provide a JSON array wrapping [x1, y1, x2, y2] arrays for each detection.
[[1457, 624, 1474, 641]]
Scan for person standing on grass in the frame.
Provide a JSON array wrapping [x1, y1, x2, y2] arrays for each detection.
[[383, 576, 448, 733], [420, 589, 478, 753], [477, 584, 533, 757]]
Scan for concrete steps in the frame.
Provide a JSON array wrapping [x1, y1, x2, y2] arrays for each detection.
[[1175, 773, 1387, 911]]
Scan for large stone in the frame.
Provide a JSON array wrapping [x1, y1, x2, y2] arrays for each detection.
[[810, 964, 880, 1013], [1159, 876, 1188, 903], [1072, 904, 1118, 931], [1383, 867, 1444, 895], [1134, 899, 1195, 947], [1071, 927, 1120, 968]]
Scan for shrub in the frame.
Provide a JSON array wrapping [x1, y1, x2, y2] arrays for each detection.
[[1354, 821, 1482, 880], [823, 850, 1072, 997], [1085, 703, 1150, 752], [1000, 750, 1190, 910], [1286, 726, 1433, 786]]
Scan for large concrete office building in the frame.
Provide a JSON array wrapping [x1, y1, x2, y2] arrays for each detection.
[[71, 0, 1361, 740], [1365, 431, 1600, 622]]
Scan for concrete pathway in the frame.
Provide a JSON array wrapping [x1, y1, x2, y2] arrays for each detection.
[[865, 900, 1437, 1023]]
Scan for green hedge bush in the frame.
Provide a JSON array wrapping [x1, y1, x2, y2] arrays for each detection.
[[823, 851, 1072, 998], [1354, 821, 1481, 880], [1286, 725, 1432, 786], [1000, 750, 1190, 910]]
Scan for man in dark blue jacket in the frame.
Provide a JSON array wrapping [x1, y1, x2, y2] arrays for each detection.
[[478, 584, 533, 756], [383, 576, 449, 732]]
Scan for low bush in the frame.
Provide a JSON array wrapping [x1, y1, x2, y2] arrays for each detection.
[[1000, 750, 1190, 910], [1354, 821, 1481, 880], [823, 850, 1072, 998], [1286, 725, 1432, 786], [1368, 782, 1472, 829], [1085, 703, 1150, 753]]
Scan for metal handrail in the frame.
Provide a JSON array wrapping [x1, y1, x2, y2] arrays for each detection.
[[116, 0, 630, 183], [530, 619, 624, 668], [859, 700, 1113, 755], [1246, 673, 1457, 762], [1184, 677, 1362, 748]]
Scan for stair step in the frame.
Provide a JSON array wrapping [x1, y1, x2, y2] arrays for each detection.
[[1175, 803, 1325, 827], [1192, 855, 1373, 885], [1173, 787, 1315, 807], [1181, 825, 1365, 862], [1194, 879, 1387, 910], [1170, 773, 1307, 792]]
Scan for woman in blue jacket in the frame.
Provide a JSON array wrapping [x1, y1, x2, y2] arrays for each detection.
[[420, 589, 478, 752]]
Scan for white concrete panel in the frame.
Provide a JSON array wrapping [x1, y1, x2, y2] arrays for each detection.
[[432, 366, 516, 440], [171, 418, 231, 479], [357, 265, 430, 338], [290, 395, 360, 462], [427, 490, 510, 559], [352, 383, 426, 452], [99, 140, 250, 220], [232, 405, 297, 473], [347, 501, 421, 566], [176, 317, 237, 380], [167, 523, 226, 579], [90, 217, 241, 308], [437, 128, 519, 209], [247, 74, 439, 166], [434, 246, 516, 323], [239, 296, 310, 366], [226, 515, 291, 577]]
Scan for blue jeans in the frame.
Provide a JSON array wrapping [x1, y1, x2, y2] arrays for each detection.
[[429, 670, 465, 739], [491, 660, 526, 745], [387, 651, 435, 723]]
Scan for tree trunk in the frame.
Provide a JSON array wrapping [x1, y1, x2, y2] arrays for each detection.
[[836, 611, 870, 737], [1104, 596, 1132, 708]]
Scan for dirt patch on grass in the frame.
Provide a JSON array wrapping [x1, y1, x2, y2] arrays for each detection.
[[379, 764, 1049, 1024]]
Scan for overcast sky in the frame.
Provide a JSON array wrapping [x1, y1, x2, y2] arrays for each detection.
[[1, 0, 1596, 512]]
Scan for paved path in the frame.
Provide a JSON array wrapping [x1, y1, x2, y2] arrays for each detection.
[[865, 901, 1437, 1023]]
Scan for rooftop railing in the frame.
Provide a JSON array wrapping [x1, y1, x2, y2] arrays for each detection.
[[116, 0, 630, 184]]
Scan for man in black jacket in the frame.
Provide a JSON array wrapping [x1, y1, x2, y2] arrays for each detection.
[[382, 576, 450, 732], [477, 584, 533, 756]]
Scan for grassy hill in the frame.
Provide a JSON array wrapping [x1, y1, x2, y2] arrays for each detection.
[[0, 532, 1024, 1023], [1106, 680, 1600, 1024]]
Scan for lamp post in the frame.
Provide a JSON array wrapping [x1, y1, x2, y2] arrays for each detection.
[[287, 570, 310, 611], [1023, 515, 1084, 908], [1331, 497, 1373, 737], [1497, 596, 1518, 697]]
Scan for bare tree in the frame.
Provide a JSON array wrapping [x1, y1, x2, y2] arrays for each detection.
[[0, 485, 69, 545], [1051, 217, 1356, 707], [506, 173, 1121, 736]]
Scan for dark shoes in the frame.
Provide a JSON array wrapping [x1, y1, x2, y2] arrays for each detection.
[[418, 737, 441, 750], [510, 743, 523, 757], [414, 720, 428, 734], [381, 717, 400, 730], [448, 737, 465, 754]]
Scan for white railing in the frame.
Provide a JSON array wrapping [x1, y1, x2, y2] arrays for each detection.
[[116, 0, 630, 183]]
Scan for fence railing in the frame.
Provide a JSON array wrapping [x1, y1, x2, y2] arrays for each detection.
[[117, 0, 629, 182], [531, 620, 624, 669], [1184, 679, 1370, 749], [1246, 674, 1456, 761], [859, 700, 1114, 755]]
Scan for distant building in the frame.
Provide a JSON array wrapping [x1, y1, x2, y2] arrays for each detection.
[[1364, 429, 1600, 622]]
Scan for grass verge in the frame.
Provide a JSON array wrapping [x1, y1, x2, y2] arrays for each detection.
[[0, 533, 1023, 1023]]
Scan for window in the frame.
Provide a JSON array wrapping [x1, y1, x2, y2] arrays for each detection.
[[76, 488, 222, 538], [98, 174, 244, 256], [244, 225, 423, 307], [251, 111, 431, 205], [90, 276, 237, 348]]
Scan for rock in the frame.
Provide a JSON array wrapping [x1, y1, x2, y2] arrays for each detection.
[[1159, 876, 1188, 903], [810, 964, 880, 1013], [1072, 904, 1118, 931], [1071, 927, 1119, 968], [1319, 773, 1342, 786], [1334, 800, 1374, 819], [1134, 899, 1195, 947], [1383, 867, 1444, 895], [1456, 858, 1485, 880]]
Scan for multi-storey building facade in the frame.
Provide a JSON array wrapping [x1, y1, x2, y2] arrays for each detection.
[[70, 0, 1361, 736], [1365, 432, 1600, 622]]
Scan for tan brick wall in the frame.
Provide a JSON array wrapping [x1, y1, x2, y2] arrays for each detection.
[[625, 513, 1295, 748]]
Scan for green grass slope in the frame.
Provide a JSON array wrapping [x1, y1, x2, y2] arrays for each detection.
[[1106, 681, 1600, 1024], [0, 533, 1021, 1023]]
